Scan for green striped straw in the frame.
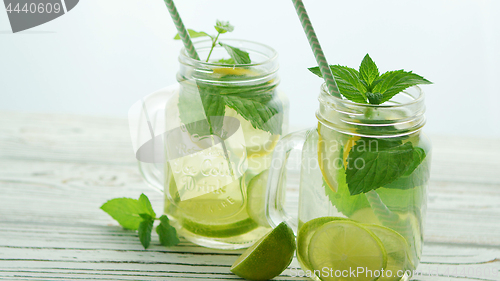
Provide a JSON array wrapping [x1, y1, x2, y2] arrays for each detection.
[[163, 0, 200, 60], [291, 0, 340, 98]]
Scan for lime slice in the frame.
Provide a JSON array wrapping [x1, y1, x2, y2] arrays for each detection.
[[397, 212, 422, 269], [231, 221, 295, 281], [349, 208, 382, 224], [246, 170, 270, 227], [365, 224, 410, 281], [308, 221, 387, 281], [181, 214, 258, 238], [297, 216, 349, 269]]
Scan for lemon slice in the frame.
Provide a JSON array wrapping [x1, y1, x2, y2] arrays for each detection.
[[231, 222, 295, 280], [308, 221, 387, 281], [317, 125, 359, 192], [297, 216, 349, 269], [365, 224, 410, 281]]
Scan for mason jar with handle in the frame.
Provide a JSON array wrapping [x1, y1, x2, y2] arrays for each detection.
[[267, 84, 430, 280], [136, 39, 288, 250]]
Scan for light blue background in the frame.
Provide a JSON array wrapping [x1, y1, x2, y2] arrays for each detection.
[[1, 0, 499, 137]]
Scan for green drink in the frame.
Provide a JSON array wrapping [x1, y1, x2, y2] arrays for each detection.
[[162, 38, 288, 249], [267, 55, 431, 280]]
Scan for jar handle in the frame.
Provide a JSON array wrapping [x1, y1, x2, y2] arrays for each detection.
[[138, 162, 164, 193], [266, 128, 311, 234], [129, 85, 179, 194]]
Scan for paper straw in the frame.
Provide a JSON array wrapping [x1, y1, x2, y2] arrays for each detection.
[[163, 0, 200, 60], [291, 0, 340, 98]]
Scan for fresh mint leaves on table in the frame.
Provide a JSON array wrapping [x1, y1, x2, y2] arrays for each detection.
[[309, 54, 432, 104], [101, 193, 180, 249], [174, 20, 250, 64]]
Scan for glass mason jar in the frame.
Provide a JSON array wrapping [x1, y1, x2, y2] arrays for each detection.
[[140, 39, 288, 249], [267, 84, 430, 280]]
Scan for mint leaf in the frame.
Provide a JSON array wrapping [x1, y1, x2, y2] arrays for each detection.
[[180, 80, 282, 136], [308, 54, 431, 104], [308, 65, 367, 103], [224, 88, 283, 135], [214, 20, 234, 34], [174, 29, 211, 40], [403, 147, 426, 176], [359, 54, 379, 86], [366, 92, 383, 104], [100, 198, 151, 230], [179, 84, 226, 136], [372, 70, 432, 104], [384, 147, 429, 190], [216, 58, 236, 64], [138, 214, 154, 249], [219, 43, 251, 64], [345, 139, 415, 195], [138, 193, 156, 218], [324, 175, 370, 217], [156, 215, 180, 247]]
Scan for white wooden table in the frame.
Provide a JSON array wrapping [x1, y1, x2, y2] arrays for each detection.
[[1, 111, 499, 280]]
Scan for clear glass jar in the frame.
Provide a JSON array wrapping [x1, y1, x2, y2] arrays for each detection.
[[268, 84, 430, 280], [157, 39, 289, 249]]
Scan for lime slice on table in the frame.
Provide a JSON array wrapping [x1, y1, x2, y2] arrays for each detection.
[[297, 216, 349, 269], [246, 169, 271, 227], [231, 221, 296, 281], [308, 220, 387, 281], [365, 224, 410, 281]]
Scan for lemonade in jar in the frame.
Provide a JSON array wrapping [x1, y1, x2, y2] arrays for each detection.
[[267, 54, 431, 280]]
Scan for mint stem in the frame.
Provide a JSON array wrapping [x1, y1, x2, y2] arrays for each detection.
[[206, 32, 221, 62]]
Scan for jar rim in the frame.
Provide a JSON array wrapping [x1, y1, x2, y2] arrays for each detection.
[[319, 83, 425, 108], [179, 39, 278, 67]]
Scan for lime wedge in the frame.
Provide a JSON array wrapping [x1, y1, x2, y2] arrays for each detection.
[[231, 221, 295, 280], [246, 170, 270, 227], [308, 221, 387, 281], [365, 224, 410, 281], [297, 216, 348, 269]]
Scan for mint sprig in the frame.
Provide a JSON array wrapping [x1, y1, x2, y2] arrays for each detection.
[[100, 194, 180, 249], [174, 20, 250, 64], [309, 54, 432, 104]]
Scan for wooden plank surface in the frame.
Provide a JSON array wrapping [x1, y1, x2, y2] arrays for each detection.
[[0, 111, 499, 280]]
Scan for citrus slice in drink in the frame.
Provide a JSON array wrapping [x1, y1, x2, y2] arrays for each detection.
[[317, 125, 360, 192], [246, 169, 270, 227], [225, 107, 280, 158], [308, 220, 387, 281], [349, 207, 382, 224], [231, 221, 295, 280], [398, 212, 422, 269], [297, 216, 349, 269], [365, 224, 410, 281], [180, 212, 258, 238]]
